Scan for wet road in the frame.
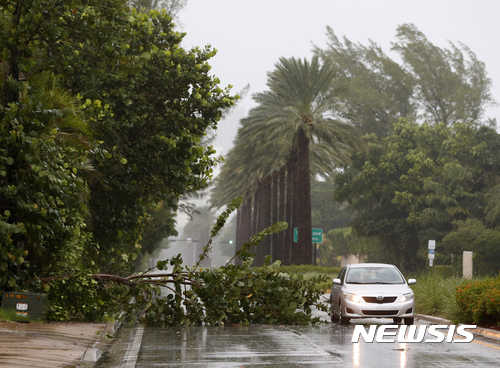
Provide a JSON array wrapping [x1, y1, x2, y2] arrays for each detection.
[[96, 315, 500, 368]]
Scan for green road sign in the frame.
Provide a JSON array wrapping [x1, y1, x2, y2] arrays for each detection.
[[293, 228, 323, 243], [312, 228, 323, 243]]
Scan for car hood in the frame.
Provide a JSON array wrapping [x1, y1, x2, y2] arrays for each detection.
[[343, 283, 412, 295]]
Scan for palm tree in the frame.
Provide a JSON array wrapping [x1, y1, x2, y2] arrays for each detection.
[[210, 116, 281, 265], [211, 56, 365, 265], [249, 57, 365, 264]]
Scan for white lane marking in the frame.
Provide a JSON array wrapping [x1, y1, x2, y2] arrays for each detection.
[[285, 329, 334, 357], [122, 325, 145, 368]]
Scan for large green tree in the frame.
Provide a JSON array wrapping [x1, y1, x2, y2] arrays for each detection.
[[39, 6, 235, 271], [442, 218, 500, 275], [314, 26, 416, 137], [392, 24, 494, 126], [315, 23, 495, 136], [1, 0, 235, 288], [334, 119, 500, 272], [0, 0, 108, 290], [311, 177, 354, 232], [0, 71, 91, 290]]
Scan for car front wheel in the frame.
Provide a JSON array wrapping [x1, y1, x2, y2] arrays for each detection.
[[339, 301, 350, 325], [404, 317, 414, 325], [330, 312, 337, 323]]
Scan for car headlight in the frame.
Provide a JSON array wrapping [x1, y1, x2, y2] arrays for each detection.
[[400, 293, 414, 303], [344, 293, 362, 303]]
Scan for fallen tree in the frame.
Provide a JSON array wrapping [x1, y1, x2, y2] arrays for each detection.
[[32, 197, 329, 325]]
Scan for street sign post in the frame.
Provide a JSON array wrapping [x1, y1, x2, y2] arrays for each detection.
[[428, 240, 436, 266], [312, 228, 323, 243], [293, 228, 324, 265]]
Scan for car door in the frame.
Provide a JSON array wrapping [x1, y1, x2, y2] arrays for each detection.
[[331, 266, 347, 315]]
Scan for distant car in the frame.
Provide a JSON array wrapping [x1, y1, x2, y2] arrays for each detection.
[[330, 263, 416, 325]]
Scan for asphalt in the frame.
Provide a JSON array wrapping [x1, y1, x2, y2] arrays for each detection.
[[1, 314, 499, 368]]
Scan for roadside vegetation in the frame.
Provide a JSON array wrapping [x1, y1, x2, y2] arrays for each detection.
[[0, 307, 28, 322], [34, 199, 330, 325], [411, 272, 465, 322], [412, 272, 500, 328], [455, 277, 500, 326]]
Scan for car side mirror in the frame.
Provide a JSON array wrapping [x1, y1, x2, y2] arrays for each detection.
[[407, 278, 416, 285], [332, 278, 342, 285]]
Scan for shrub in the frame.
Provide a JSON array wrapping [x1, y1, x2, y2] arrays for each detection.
[[0, 307, 29, 322], [411, 273, 463, 321], [455, 277, 500, 325], [40, 272, 118, 322], [432, 265, 457, 278], [278, 265, 341, 291]]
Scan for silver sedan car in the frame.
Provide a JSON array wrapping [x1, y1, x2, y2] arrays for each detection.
[[330, 263, 416, 325]]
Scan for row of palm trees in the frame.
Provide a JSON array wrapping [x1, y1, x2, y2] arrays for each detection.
[[211, 56, 365, 266]]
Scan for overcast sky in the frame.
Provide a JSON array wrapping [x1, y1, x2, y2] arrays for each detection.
[[178, 0, 500, 124]]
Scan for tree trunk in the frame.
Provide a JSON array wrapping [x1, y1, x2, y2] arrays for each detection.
[[235, 207, 242, 266], [235, 192, 252, 265], [284, 153, 296, 265], [276, 167, 287, 263], [271, 170, 279, 262], [2, 58, 19, 107], [251, 188, 259, 260], [263, 176, 272, 260], [255, 177, 272, 266], [292, 127, 313, 265]]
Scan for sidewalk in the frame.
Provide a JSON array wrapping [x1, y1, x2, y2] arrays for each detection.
[[0, 320, 114, 368]]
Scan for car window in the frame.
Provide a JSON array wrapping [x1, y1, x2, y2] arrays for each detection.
[[346, 267, 405, 284], [337, 267, 347, 283]]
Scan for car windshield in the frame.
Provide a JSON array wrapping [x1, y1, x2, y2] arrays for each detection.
[[346, 267, 405, 284]]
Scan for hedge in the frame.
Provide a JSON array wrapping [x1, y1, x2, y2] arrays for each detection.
[[455, 277, 500, 325]]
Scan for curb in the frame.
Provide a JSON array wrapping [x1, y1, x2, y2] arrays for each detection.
[[416, 313, 500, 341], [324, 293, 500, 341], [80, 314, 124, 367]]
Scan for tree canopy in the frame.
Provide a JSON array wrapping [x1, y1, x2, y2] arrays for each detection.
[[314, 23, 495, 137], [0, 0, 235, 290], [334, 119, 500, 273]]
